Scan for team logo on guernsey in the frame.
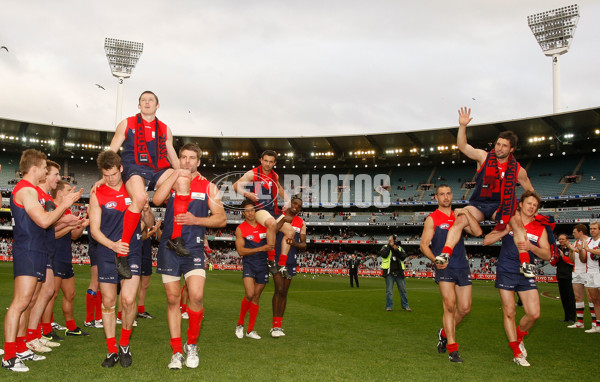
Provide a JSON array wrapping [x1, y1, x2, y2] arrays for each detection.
[[137, 234, 142, 240], [106, 201, 117, 209], [246, 235, 254, 240], [440, 223, 450, 230], [191, 192, 206, 200], [293, 226, 301, 233]]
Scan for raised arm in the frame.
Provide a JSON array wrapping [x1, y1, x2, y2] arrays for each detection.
[[456, 107, 487, 166]]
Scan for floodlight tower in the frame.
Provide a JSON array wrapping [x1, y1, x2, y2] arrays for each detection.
[[527, 4, 579, 113], [104, 38, 144, 126]]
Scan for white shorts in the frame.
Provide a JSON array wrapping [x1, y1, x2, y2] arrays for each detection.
[[572, 273, 587, 285], [584, 273, 600, 289]]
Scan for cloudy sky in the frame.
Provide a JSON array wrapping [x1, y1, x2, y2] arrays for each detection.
[[0, 1, 598, 138]]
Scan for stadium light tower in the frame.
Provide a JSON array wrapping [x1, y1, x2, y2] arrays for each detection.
[[527, 4, 579, 113], [104, 38, 144, 126]]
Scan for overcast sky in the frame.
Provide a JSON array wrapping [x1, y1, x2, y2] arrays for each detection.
[[0, 1, 598, 138]]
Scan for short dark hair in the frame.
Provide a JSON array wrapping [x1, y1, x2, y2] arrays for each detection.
[[240, 199, 255, 209], [496, 130, 518, 149], [558, 233, 568, 239], [574, 223, 588, 235], [261, 150, 277, 159], [435, 184, 451, 194], [51, 180, 70, 199], [139, 90, 159, 104], [97, 150, 122, 171], [179, 143, 202, 159]]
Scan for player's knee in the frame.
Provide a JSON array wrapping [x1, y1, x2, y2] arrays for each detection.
[[528, 310, 541, 322], [166, 293, 180, 306], [101, 305, 116, 314], [121, 294, 136, 308], [458, 304, 471, 317], [65, 290, 76, 302], [283, 224, 295, 238], [244, 293, 254, 301]]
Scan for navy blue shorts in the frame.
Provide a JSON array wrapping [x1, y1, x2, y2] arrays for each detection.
[[495, 271, 537, 292], [435, 266, 472, 287], [46, 252, 55, 270], [141, 247, 153, 276], [88, 241, 98, 267], [54, 261, 74, 279], [242, 260, 269, 284], [13, 250, 47, 282], [97, 247, 141, 284], [469, 200, 500, 221], [121, 162, 168, 191], [156, 243, 204, 277]]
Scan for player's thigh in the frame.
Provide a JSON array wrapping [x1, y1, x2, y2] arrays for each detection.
[[519, 289, 540, 318], [155, 168, 175, 190], [463, 205, 484, 222], [439, 281, 458, 307], [185, 274, 206, 302], [499, 288, 517, 316], [255, 210, 275, 228], [124, 175, 147, 205], [454, 284, 472, 312]]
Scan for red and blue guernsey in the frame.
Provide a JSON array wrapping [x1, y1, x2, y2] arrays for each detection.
[[11, 180, 49, 257], [496, 219, 544, 274], [470, 153, 521, 204], [159, 175, 210, 258], [238, 221, 268, 265], [95, 183, 142, 256], [121, 114, 170, 171], [428, 209, 468, 269], [250, 166, 281, 216], [43, 192, 57, 269]]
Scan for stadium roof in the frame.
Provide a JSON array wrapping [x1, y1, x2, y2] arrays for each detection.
[[1, 107, 599, 165]]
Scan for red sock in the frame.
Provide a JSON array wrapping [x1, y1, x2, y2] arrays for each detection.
[[278, 254, 288, 267], [442, 246, 453, 257], [441, 328, 446, 338], [186, 308, 204, 346], [95, 290, 103, 321], [3, 342, 16, 361], [181, 304, 187, 314], [26, 328, 37, 343], [268, 250, 276, 262], [86, 290, 96, 322], [42, 322, 52, 336], [171, 194, 191, 239], [518, 252, 530, 265], [106, 337, 118, 354], [138, 305, 145, 314], [119, 210, 141, 257], [117, 311, 122, 320], [516, 327, 528, 342], [66, 319, 77, 331], [36, 325, 42, 340], [238, 298, 251, 326], [272, 316, 282, 329], [16, 336, 27, 353], [119, 328, 132, 347], [447, 342, 459, 353], [509, 341, 521, 357], [170, 337, 183, 354], [248, 303, 259, 332]]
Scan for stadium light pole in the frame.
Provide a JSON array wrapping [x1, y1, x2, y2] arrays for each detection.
[[104, 38, 144, 127], [527, 4, 579, 113]]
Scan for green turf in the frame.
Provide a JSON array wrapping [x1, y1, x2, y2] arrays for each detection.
[[0, 262, 596, 381]]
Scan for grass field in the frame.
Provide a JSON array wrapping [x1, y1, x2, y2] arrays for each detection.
[[0, 262, 597, 381]]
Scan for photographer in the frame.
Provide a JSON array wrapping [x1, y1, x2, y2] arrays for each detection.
[[379, 235, 411, 312]]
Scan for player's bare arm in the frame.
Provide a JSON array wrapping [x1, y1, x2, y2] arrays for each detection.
[[517, 168, 534, 193], [89, 192, 129, 255], [286, 223, 307, 250], [141, 195, 155, 228], [152, 168, 192, 205], [517, 228, 551, 261], [108, 119, 128, 153], [456, 107, 487, 166], [233, 171, 258, 202], [174, 183, 227, 228], [165, 127, 180, 170], [483, 225, 511, 246], [18, 187, 81, 229], [235, 227, 271, 256]]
